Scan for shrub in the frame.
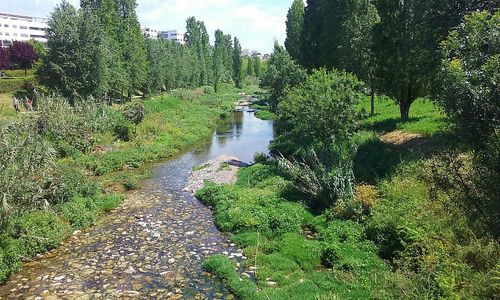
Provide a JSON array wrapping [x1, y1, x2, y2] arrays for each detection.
[[122, 101, 145, 128], [253, 152, 269, 165], [57, 196, 97, 229], [276, 68, 363, 151], [3, 211, 71, 258], [278, 146, 355, 208], [202, 85, 215, 95], [0, 121, 57, 218]]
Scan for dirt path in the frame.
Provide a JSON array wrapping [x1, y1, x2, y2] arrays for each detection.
[[0, 156, 246, 299]]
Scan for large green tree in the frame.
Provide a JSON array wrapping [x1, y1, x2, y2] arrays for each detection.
[[38, 1, 109, 101], [300, 0, 378, 113], [232, 37, 243, 88], [260, 43, 307, 112], [285, 0, 305, 62], [186, 17, 212, 86], [213, 29, 225, 92]]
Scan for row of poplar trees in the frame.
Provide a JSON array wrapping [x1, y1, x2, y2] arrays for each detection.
[[284, 0, 498, 121], [38, 0, 250, 102]]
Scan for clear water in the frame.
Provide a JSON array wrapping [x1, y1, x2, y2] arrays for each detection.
[[0, 110, 275, 299]]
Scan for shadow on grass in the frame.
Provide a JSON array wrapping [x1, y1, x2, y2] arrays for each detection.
[[354, 131, 458, 184], [362, 116, 424, 133]]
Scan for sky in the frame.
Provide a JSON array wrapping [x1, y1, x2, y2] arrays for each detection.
[[0, 0, 295, 53]]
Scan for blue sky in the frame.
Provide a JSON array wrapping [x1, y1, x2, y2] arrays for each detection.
[[0, 0, 295, 53]]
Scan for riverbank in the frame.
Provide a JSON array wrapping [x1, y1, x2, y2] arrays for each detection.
[[0, 84, 255, 285], [198, 97, 499, 299]]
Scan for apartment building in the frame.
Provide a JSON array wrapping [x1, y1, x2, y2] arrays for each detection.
[[158, 30, 186, 44], [0, 13, 48, 47], [142, 27, 159, 39]]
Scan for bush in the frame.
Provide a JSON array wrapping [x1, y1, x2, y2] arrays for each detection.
[[57, 196, 97, 229], [253, 152, 269, 165], [202, 85, 215, 95], [2, 211, 71, 258], [0, 121, 57, 218], [278, 146, 355, 208], [122, 101, 145, 128], [276, 68, 363, 151]]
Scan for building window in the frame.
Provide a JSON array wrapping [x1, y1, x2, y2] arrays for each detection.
[[3, 24, 8, 27], [13, 25, 17, 29], [21, 34, 28, 37], [20, 26, 27, 30]]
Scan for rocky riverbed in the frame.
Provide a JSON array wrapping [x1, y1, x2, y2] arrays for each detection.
[[0, 106, 275, 299], [0, 159, 247, 299]]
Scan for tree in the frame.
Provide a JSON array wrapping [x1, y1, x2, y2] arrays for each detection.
[[213, 29, 225, 92], [285, 0, 305, 62], [276, 69, 362, 207], [232, 37, 243, 88], [0, 48, 10, 76], [436, 10, 500, 147], [9, 41, 38, 76], [253, 56, 261, 77], [430, 10, 500, 236], [260, 43, 306, 112], [246, 57, 254, 77], [186, 17, 212, 86], [372, 0, 430, 121], [299, 0, 378, 114], [27, 39, 47, 59], [38, 1, 109, 101]]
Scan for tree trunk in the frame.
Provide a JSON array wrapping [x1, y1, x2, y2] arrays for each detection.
[[370, 88, 375, 116], [400, 100, 410, 122]]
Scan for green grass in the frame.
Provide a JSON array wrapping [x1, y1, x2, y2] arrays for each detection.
[[200, 91, 498, 299], [360, 96, 446, 135], [255, 109, 278, 121], [250, 101, 278, 121], [0, 83, 243, 284], [3, 69, 35, 78], [198, 164, 395, 299]]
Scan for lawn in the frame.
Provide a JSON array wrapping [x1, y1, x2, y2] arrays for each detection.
[[359, 96, 446, 135]]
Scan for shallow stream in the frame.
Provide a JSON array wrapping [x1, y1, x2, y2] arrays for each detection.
[[0, 109, 274, 299]]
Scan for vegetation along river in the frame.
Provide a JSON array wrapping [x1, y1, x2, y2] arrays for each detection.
[[0, 109, 275, 299]]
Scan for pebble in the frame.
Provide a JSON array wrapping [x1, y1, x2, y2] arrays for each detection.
[[0, 155, 249, 299]]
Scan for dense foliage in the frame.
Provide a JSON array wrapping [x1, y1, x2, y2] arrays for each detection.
[[431, 10, 500, 236], [284, 0, 304, 62], [259, 44, 306, 112], [287, 0, 498, 121], [37, 0, 249, 102]]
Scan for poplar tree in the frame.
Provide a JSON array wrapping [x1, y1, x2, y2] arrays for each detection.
[[253, 56, 261, 77], [232, 37, 243, 88], [213, 29, 225, 92], [285, 0, 305, 62]]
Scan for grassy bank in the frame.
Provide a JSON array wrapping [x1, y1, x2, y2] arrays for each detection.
[[0, 84, 248, 283], [198, 97, 499, 299], [250, 101, 278, 121]]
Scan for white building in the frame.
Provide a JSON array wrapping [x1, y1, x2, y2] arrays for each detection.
[[142, 27, 158, 39], [158, 30, 185, 44], [0, 13, 48, 47]]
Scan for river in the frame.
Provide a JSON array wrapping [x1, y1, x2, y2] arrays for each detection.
[[0, 110, 275, 299]]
